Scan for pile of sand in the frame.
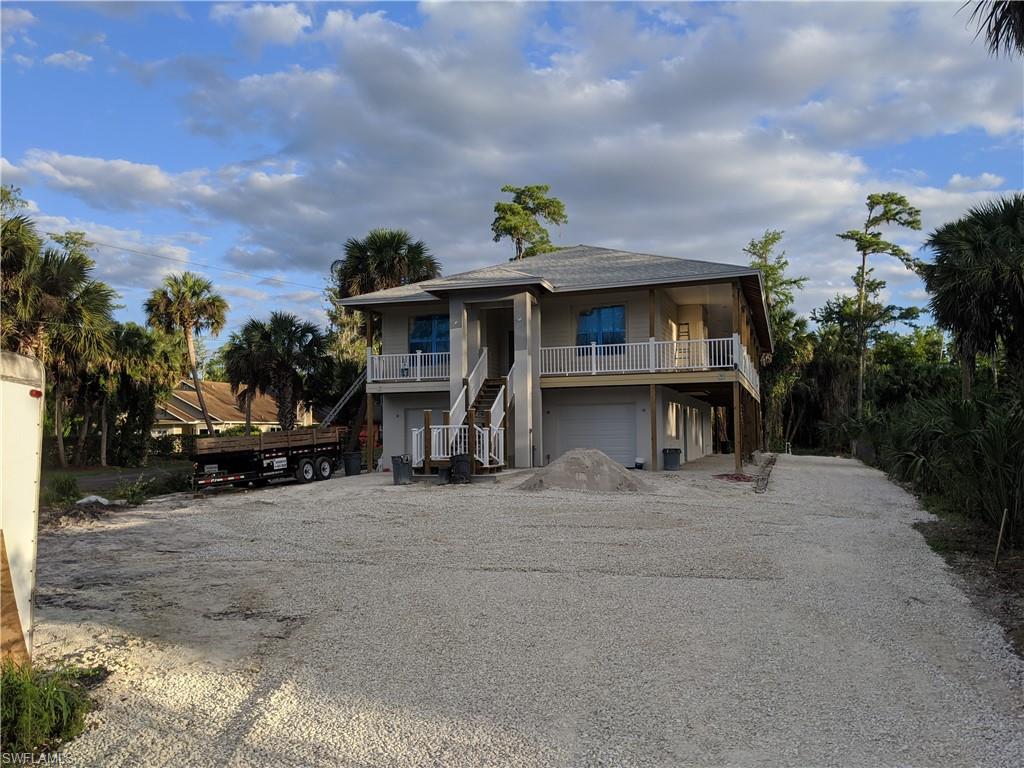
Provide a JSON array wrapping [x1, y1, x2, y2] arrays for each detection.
[[518, 449, 652, 493]]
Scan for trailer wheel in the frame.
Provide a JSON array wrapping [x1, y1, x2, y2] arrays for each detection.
[[315, 455, 333, 481], [295, 459, 316, 483]]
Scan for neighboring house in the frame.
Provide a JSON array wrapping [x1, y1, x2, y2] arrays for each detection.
[[339, 245, 771, 475], [153, 380, 314, 437]]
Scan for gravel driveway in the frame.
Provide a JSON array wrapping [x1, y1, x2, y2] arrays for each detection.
[[34, 455, 1024, 767]]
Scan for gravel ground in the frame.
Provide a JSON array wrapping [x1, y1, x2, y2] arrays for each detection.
[[33, 454, 1024, 767]]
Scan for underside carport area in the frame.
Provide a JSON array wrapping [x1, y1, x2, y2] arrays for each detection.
[[33, 456, 1024, 767]]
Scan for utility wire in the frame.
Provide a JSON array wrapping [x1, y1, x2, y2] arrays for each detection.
[[87, 238, 327, 292]]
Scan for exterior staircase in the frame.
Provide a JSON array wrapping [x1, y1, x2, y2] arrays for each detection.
[[470, 377, 505, 418]]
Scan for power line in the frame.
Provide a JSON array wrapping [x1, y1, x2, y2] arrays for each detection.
[[87, 238, 327, 292]]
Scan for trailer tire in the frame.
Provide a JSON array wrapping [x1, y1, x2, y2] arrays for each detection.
[[295, 459, 316, 483], [315, 455, 334, 481]]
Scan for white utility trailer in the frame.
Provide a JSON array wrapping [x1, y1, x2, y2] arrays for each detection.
[[1, 351, 45, 662]]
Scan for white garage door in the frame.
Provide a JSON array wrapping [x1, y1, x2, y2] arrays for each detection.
[[554, 403, 637, 465]]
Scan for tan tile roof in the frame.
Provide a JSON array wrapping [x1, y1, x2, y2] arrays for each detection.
[[159, 380, 283, 425]]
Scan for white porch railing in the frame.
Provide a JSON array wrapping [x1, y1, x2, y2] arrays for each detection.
[[539, 335, 759, 391], [367, 351, 449, 383], [430, 424, 468, 460]]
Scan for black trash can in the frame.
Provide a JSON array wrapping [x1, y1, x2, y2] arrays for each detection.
[[342, 451, 362, 477], [450, 453, 472, 484], [391, 455, 412, 485], [662, 447, 682, 471]]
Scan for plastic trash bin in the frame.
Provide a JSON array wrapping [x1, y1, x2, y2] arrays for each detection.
[[391, 455, 412, 485], [662, 447, 682, 470], [342, 451, 362, 476], [450, 453, 472, 484]]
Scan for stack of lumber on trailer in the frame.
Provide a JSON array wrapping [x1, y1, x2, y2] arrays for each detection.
[[193, 427, 346, 456]]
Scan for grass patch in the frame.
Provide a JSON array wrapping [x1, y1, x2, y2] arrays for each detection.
[[0, 659, 102, 755], [41, 475, 80, 508]]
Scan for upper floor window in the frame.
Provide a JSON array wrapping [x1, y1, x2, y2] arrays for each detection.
[[409, 314, 450, 354], [576, 305, 626, 346]]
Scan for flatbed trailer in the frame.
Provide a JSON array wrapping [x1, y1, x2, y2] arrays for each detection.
[[192, 427, 350, 490]]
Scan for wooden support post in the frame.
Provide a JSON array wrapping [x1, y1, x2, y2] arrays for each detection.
[[733, 380, 742, 474], [366, 312, 375, 472], [649, 288, 657, 338], [649, 383, 658, 471], [423, 410, 432, 474]]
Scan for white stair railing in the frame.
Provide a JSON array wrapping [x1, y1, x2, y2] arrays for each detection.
[[411, 427, 425, 467], [473, 425, 490, 466], [489, 427, 505, 466], [467, 347, 488, 408], [449, 385, 467, 429]]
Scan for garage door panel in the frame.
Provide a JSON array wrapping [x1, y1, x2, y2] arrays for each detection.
[[554, 403, 636, 465]]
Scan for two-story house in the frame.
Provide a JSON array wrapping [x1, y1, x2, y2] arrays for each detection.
[[339, 245, 771, 476]]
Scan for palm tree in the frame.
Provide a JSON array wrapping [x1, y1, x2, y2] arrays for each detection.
[[329, 229, 441, 449], [965, 1, 1024, 56], [331, 228, 440, 298], [222, 320, 269, 434], [922, 193, 1024, 397], [247, 312, 325, 430], [145, 272, 228, 435]]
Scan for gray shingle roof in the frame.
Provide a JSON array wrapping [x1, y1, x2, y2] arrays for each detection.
[[340, 245, 772, 351], [339, 245, 756, 305]]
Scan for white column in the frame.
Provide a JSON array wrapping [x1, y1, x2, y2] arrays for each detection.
[[449, 296, 468, 404], [513, 292, 534, 467], [529, 297, 543, 465]]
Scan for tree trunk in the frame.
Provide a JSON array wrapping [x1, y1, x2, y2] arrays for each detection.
[[855, 248, 868, 422], [346, 394, 367, 451], [73, 398, 95, 466], [961, 348, 975, 400], [277, 378, 296, 431], [53, 377, 68, 469], [245, 390, 253, 434], [100, 398, 108, 467], [185, 328, 215, 434]]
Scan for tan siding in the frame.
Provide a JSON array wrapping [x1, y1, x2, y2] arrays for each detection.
[[539, 290, 651, 347], [380, 308, 410, 354], [658, 290, 675, 341]]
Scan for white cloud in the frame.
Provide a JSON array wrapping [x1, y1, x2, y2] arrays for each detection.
[[1, 7, 36, 31], [43, 50, 93, 70], [12, 2, 1023, 322], [7, 150, 201, 210], [947, 172, 1005, 192], [211, 3, 311, 51], [11, 53, 32, 68]]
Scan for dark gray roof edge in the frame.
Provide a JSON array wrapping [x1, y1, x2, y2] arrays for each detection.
[[549, 268, 760, 294], [336, 292, 441, 307]]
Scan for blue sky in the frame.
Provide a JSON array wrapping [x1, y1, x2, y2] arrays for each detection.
[[2, 2, 1021, 341]]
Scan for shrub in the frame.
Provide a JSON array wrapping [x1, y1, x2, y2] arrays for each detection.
[[114, 475, 153, 506], [41, 475, 80, 508], [0, 659, 95, 755], [877, 393, 1024, 546], [149, 470, 193, 496]]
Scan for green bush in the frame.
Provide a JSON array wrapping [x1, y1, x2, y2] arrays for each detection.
[[149, 470, 193, 496], [877, 393, 1024, 546], [114, 475, 153, 506], [0, 659, 95, 755], [41, 475, 80, 508]]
